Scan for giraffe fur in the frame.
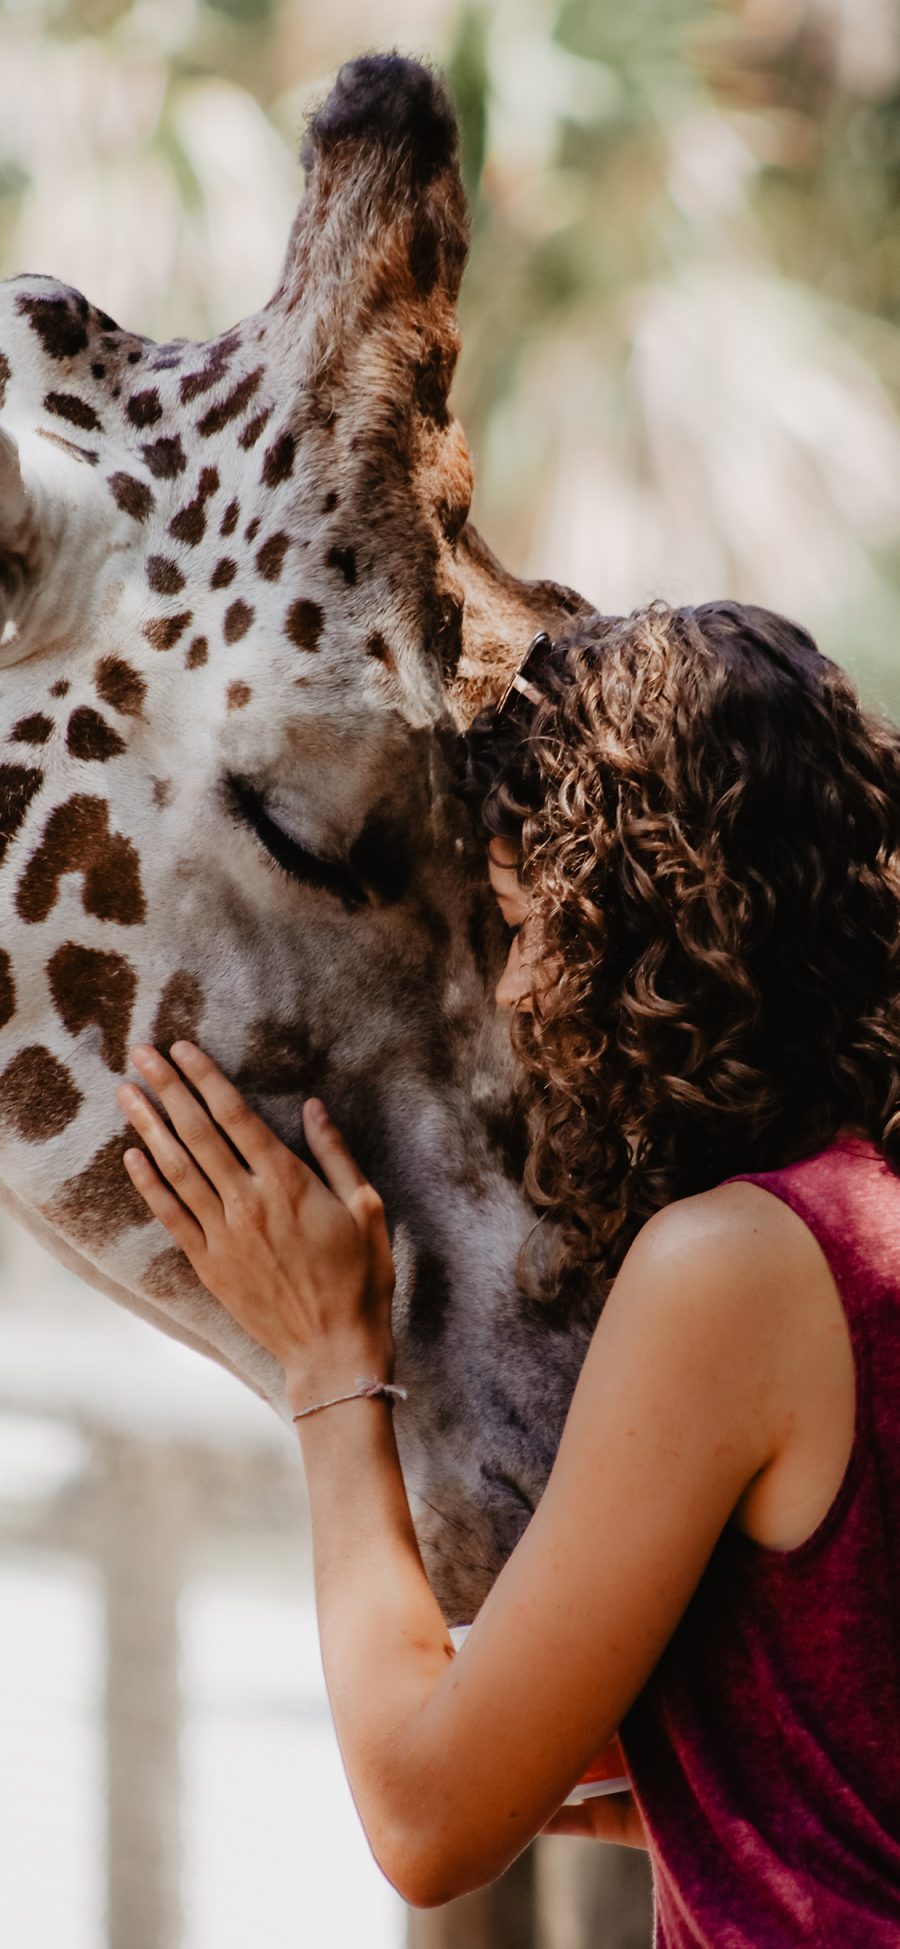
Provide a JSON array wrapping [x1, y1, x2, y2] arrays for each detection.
[[0, 54, 592, 1618]]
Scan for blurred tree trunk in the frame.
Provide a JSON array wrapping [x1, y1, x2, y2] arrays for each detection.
[[101, 1442, 187, 1949], [536, 1836, 652, 1948], [407, 1838, 652, 1948]]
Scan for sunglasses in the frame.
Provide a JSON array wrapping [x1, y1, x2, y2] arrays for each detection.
[[495, 631, 555, 719]]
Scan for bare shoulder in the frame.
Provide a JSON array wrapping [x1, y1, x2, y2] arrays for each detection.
[[598, 1176, 835, 1424], [624, 1176, 826, 1311], [603, 1176, 850, 1550]]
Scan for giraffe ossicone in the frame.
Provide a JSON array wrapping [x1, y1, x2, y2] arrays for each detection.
[[0, 53, 593, 1619]]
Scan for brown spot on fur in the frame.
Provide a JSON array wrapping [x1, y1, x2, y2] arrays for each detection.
[[47, 1130, 153, 1249], [211, 558, 236, 589], [185, 637, 208, 670], [126, 389, 162, 428], [143, 612, 192, 651], [412, 347, 452, 427], [261, 429, 295, 488], [0, 1045, 83, 1143], [239, 407, 272, 450], [142, 1246, 205, 1302], [227, 681, 251, 710], [11, 714, 53, 745], [0, 948, 15, 1029], [169, 503, 204, 546], [17, 794, 145, 926], [152, 778, 172, 808], [408, 1245, 453, 1347], [48, 942, 137, 1073], [152, 971, 204, 1054], [425, 590, 464, 676], [483, 1098, 530, 1188], [0, 765, 43, 866], [108, 471, 154, 522], [141, 434, 186, 479], [94, 656, 146, 718], [91, 362, 106, 380], [152, 344, 184, 369], [220, 499, 239, 537], [234, 1018, 323, 1097], [407, 221, 441, 299], [285, 599, 323, 652], [322, 491, 338, 513], [17, 292, 89, 360], [44, 390, 103, 433], [367, 632, 397, 672], [256, 533, 289, 580], [223, 600, 253, 643], [66, 707, 127, 763], [178, 333, 239, 404], [438, 495, 470, 542], [197, 367, 263, 437], [327, 544, 357, 585], [169, 465, 219, 545], [147, 555, 185, 595], [49, 680, 70, 698], [244, 516, 261, 542], [0, 352, 9, 410], [36, 428, 98, 466]]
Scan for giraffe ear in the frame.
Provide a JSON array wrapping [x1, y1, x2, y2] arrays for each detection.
[[279, 55, 468, 324], [0, 428, 41, 657]]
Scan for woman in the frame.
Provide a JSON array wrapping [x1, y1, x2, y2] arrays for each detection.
[[117, 600, 900, 1942]]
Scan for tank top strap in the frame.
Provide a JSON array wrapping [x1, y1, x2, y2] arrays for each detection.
[[725, 1136, 900, 1513]]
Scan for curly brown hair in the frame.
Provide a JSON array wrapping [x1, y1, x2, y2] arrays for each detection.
[[465, 601, 900, 1308]]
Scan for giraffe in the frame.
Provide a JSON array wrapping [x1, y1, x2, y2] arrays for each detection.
[[0, 54, 594, 1622]]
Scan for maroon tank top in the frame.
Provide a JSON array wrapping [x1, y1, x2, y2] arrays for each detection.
[[619, 1136, 900, 1947]]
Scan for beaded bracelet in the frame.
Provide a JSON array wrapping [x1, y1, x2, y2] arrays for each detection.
[[292, 1377, 408, 1424]]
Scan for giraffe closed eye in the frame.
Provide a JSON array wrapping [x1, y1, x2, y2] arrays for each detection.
[[225, 774, 368, 912]]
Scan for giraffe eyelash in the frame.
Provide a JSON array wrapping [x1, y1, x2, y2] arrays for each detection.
[[225, 774, 368, 912]]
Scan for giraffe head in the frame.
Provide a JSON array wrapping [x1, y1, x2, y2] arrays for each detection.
[[0, 56, 591, 1617]]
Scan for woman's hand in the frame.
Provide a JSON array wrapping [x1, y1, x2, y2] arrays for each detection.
[[116, 1041, 396, 1404]]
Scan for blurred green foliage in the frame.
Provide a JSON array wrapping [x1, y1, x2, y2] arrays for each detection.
[[2, 0, 899, 713]]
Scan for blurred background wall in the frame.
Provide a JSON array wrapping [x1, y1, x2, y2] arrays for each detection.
[[1, 3, 898, 1947]]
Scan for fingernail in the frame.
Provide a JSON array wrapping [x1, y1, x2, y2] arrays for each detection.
[[171, 1040, 198, 1064], [132, 1045, 164, 1074], [306, 1098, 326, 1122]]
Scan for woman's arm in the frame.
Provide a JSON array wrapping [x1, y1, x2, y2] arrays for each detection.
[[119, 1046, 791, 1908], [297, 1196, 785, 1906]]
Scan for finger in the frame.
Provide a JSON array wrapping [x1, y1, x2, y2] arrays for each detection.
[[364, 1198, 396, 1299], [167, 1041, 287, 1177], [123, 1147, 207, 1260], [303, 1099, 371, 1207], [119, 1081, 223, 1226], [130, 1045, 251, 1195]]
